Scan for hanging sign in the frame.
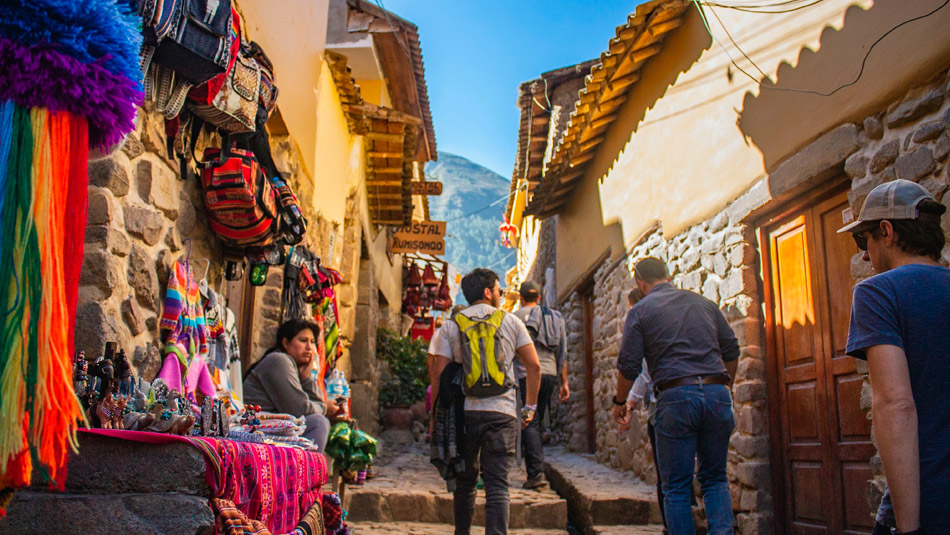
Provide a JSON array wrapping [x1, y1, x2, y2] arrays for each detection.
[[391, 221, 446, 254], [411, 181, 443, 196]]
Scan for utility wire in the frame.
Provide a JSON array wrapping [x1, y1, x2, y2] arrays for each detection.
[[691, 0, 950, 97], [701, 0, 826, 14], [445, 191, 511, 223]]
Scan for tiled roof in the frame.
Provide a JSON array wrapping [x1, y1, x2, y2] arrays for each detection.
[[345, 0, 437, 162], [362, 102, 421, 226], [506, 60, 599, 218], [525, 0, 690, 218]]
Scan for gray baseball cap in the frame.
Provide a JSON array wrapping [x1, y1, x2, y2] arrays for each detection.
[[838, 179, 945, 233], [519, 281, 540, 298]]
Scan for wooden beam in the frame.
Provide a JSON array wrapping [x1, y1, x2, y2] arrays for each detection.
[[648, 17, 682, 37], [367, 193, 405, 200], [578, 136, 604, 154], [365, 179, 404, 186], [367, 131, 405, 142], [558, 167, 585, 184], [371, 167, 404, 174], [368, 151, 404, 158], [569, 151, 595, 168], [607, 72, 640, 94]]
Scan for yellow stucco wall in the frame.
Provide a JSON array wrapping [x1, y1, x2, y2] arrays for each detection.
[[314, 59, 356, 225], [741, 0, 950, 170], [239, 0, 329, 181], [357, 79, 393, 108], [551, 1, 869, 298]]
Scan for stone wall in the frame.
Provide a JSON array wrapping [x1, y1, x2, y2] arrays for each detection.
[[550, 205, 770, 533], [77, 108, 225, 380], [547, 66, 950, 535], [841, 67, 950, 515]]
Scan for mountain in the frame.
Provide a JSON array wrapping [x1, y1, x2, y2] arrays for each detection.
[[425, 152, 515, 278]]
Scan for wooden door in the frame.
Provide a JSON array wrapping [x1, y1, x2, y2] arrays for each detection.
[[761, 189, 875, 534]]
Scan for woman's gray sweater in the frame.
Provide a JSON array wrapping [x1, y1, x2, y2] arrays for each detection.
[[242, 351, 326, 416]]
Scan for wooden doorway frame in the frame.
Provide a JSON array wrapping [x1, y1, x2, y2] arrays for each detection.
[[753, 178, 856, 534]]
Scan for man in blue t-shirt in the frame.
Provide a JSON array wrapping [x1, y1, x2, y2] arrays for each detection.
[[840, 179, 950, 535]]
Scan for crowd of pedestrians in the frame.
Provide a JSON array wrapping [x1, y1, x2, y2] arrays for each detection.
[[426, 178, 948, 535]]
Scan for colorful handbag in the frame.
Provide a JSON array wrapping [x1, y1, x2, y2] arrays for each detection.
[[199, 147, 278, 247]]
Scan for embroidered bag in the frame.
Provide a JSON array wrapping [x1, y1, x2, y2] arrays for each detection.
[[189, 48, 260, 133], [199, 147, 278, 247], [145, 0, 236, 85]]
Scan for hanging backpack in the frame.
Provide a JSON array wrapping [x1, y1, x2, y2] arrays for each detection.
[[452, 310, 515, 398], [143, 0, 236, 85], [199, 147, 278, 247]]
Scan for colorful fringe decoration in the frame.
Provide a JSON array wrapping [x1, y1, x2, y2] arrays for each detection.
[[0, 0, 142, 498]]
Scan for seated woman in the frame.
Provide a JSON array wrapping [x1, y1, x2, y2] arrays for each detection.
[[243, 318, 341, 452]]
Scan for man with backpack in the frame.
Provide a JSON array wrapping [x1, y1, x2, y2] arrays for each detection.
[[512, 281, 569, 490], [430, 268, 542, 535]]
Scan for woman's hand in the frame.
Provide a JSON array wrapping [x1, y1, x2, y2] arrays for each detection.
[[325, 398, 346, 420]]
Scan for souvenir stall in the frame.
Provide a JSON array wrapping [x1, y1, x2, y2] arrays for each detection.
[[401, 255, 452, 342], [0, 1, 356, 533]]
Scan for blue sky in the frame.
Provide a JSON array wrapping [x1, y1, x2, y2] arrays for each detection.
[[379, 1, 646, 178]]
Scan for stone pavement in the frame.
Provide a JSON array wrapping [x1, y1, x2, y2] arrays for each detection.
[[543, 446, 668, 535], [345, 435, 568, 533]]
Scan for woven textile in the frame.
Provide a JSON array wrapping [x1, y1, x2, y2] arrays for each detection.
[[81, 430, 328, 533], [193, 436, 328, 533]]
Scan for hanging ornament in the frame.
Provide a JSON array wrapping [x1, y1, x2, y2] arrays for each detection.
[[422, 264, 438, 288], [499, 214, 519, 248], [407, 262, 422, 288]]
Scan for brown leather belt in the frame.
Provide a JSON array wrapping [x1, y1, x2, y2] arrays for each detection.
[[655, 374, 730, 393]]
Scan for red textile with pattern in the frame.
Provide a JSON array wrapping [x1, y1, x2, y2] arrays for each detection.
[[192, 437, 327, 533], [79, 429, 328, 534]]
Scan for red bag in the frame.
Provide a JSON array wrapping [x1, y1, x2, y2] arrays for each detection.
[[200, 148, 278, 247]]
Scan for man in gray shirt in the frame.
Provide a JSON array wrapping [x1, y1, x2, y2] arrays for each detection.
[[513, 281, 569, 490], [613, 258, 739, 535]]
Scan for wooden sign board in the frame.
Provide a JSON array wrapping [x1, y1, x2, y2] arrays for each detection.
[[391, 221, 446, 255], [411, 181, 443, 196]]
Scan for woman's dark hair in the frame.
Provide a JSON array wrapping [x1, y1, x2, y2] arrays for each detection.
[[870, 199, 946, 261], [268, 318, 321, 355], [461, 268, 499, 305]]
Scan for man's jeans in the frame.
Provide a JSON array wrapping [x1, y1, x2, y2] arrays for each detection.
[[454, 411, 517, 535], [654, 384, 735, 535], [519, 374, 558, 479]]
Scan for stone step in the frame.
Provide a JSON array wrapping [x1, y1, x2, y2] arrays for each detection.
[[345, 485, 567, 530], [348, 521, 569, 534], [543, 447, 664, 535], [592, 524, 667, 535]]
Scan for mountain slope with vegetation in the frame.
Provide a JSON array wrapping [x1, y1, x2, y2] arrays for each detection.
[[425, 152, 515, 278]]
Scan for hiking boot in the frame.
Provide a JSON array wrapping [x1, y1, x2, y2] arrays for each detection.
[[522, 475, 548, 490]]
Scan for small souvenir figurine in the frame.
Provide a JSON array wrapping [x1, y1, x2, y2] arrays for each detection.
[[73, 351, 89, 404], [123, 409, 155, 431], [111, 394, 129, 430], [241, 405, 262, 431], [97, 389, 117, 430], [113, 349, 133, 399]]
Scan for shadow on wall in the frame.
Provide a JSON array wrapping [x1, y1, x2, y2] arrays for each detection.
[[738, 0, 950, 175]]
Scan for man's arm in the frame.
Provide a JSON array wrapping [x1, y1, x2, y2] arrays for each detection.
[[867, 344, 919, 533], [724, 359, 738, 388], [557, 315, 570, 401], [614, 310, 644, 425], [516, 343, 541, 407], [429, 354, 450, 413]]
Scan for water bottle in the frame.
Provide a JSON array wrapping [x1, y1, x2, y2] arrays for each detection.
[[326, 370, 345, 400]]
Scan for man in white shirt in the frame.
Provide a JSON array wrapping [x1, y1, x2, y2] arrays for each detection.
[[430, 268, 541, 535]]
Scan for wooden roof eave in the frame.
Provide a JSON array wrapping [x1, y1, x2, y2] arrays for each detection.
[[524, 0, 689, 218]]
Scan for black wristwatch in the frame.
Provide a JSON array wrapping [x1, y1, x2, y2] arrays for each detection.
[[612, 396, 626, 406]]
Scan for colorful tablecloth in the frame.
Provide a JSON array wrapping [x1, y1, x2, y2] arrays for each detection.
[[80, 429, 328, 533]]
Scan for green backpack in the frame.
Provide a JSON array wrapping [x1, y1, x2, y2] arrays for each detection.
[[452, 310, 515, 398]]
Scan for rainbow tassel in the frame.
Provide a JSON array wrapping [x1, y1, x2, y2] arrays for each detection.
[[0, 0, 141, 497]]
